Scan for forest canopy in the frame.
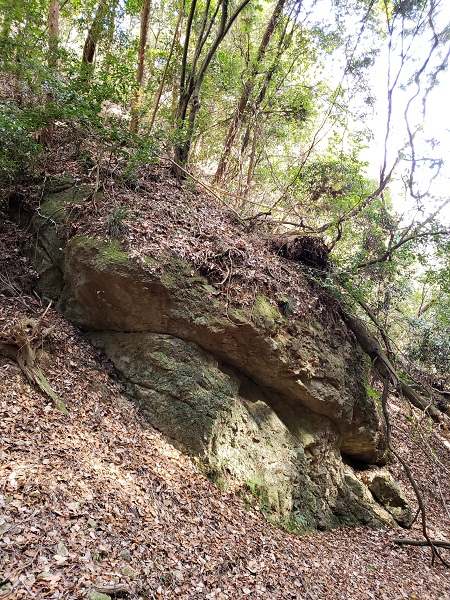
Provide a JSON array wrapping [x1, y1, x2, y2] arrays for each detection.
[[0, 0, 450, 382]]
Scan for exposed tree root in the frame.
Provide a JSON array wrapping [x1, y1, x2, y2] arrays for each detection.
[[343, 311, 442, 422], [341, 308, 449, 566], [270, 235, 330, 270], [0, 307, 68, 414]]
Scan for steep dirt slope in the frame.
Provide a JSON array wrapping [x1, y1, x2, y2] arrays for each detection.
[[1, 290, 450, 599]]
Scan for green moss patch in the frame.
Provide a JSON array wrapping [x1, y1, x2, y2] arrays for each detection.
[[40, 184, 94, 220], [252, 295, 283, 328], [73, 236, 129, 266]]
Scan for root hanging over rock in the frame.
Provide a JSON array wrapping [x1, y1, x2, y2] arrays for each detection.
[[270, 235, 330, 271], [342, 311, 443, 422], [0, 311, 68, 413]]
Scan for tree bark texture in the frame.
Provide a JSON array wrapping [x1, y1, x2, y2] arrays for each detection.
[[149, 6, 184, 130], [82, 0, 118, 69], [130, 0, 152, 133], [40, 0, 60, 148], [48, 0, 59, 66]]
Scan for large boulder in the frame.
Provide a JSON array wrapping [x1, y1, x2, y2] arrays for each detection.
[[89, 330, 392, 529], [28, 184, 394, 529], [58, 236, 387, 465]]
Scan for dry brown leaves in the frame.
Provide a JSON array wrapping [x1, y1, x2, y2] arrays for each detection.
[[55, 152, 346, 337]]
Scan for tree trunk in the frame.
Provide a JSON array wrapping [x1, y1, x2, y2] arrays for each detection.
[[172, 88, 192, 179], [171, 0, 253, 179], [149, 6, 184, 130], [239, 44, 280, 158], [82, 1, 106, 64], [214, 85, 253, 183], [81, 0, 118, 79], [130, 0, 152, 133], [214, 0, 287, 183], [244, 127, 258, 198], [48, 0, 59, 66], [40, 0, 59, 148]]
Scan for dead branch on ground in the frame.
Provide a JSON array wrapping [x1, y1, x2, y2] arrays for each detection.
[[393, 539, 450, 550], [0, 304, 68, 413]]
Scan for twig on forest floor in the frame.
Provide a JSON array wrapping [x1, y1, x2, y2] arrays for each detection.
[[393, 539, 450, 550]]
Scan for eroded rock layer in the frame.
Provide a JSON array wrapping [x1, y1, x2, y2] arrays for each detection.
[[28, 183, 401, 530]]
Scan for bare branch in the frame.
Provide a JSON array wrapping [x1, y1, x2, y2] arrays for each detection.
[[357, 228, 450, 269], [393, 539, 450, 550]]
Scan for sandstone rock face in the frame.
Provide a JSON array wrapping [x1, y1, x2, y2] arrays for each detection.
[[59, 237, 387, 460], [30, 186, 395, 529], [89, 331, 392, 528]]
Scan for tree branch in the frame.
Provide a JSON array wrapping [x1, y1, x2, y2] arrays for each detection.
[[357, 228, 450, 269], [393, 539, 450, 550]]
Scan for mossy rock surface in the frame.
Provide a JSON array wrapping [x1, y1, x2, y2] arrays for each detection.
[[39, 184, 95, 221], [252, 295, 284, 329], [73, 237, 129, 267]]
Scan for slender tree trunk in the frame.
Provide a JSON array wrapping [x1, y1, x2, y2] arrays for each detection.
[[48, 0, 59, 65], [214, 0, 287, 183], [130, 0, 152, 133], [244, 127, 258, 197], [149, 5, 184, 130], [343, 311, 442, 421], [240, 54, 277, 157], [173, 87, 194, 179], [214, 81, 252, 184], [102, 2, 118, 75], [82, 0, 106, 64], [172, 0, 253, 180], [81, 0, 118, 79], [236, 66, 274, 184], [40, 0, 59, 148]]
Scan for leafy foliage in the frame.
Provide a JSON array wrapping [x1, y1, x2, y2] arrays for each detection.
[[406, 315, 450, 374]]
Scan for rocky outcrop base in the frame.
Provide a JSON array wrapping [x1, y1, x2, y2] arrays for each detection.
[[89, 331, 394, 529]]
